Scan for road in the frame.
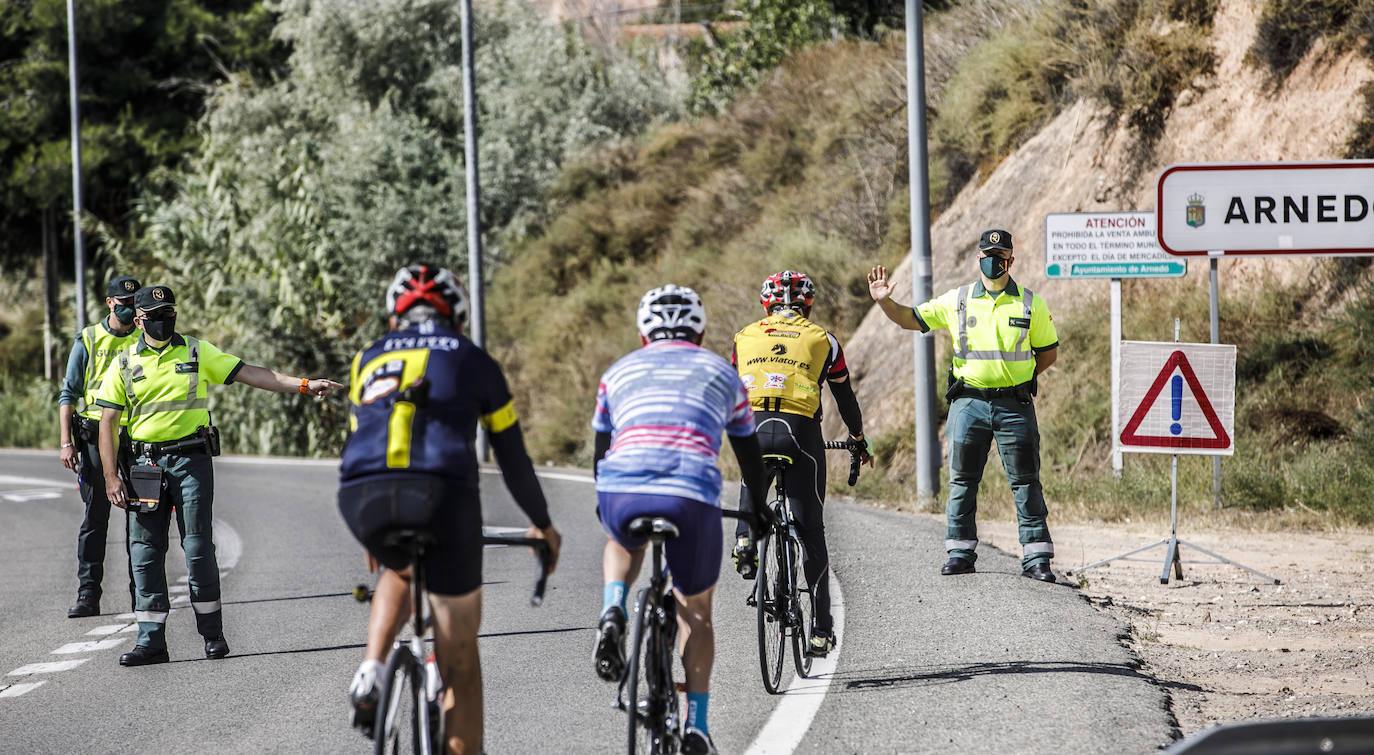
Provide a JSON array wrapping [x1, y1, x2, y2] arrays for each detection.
[[0, 450, 1175, 753]]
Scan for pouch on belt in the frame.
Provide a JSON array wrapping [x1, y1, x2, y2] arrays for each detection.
[[128, 464, 165, 513]]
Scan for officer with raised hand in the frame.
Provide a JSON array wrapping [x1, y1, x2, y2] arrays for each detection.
[[868, 229, 1060, 582], [94, 284, 343, 666], [57, 274, 142, 618]]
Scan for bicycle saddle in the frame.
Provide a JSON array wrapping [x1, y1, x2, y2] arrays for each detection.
[[627, 517, 680, 540], [763, 453, 794, 470], [379, 528, 438, 555]]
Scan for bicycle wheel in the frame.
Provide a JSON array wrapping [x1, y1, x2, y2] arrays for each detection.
[[789, 532, 815, 678], [374, 645, 421, 755], [626, 588, 657, 755], [755, 530, 786, 694]]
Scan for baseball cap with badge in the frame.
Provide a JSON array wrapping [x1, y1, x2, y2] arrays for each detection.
[[134, 285, 176, 311], [978, 229, 1013, 253], [107, 276, 141, 299]]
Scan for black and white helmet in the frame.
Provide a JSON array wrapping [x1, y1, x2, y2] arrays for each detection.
[[636, 284, 707, 341]]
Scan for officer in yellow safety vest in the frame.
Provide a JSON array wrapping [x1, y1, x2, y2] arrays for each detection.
[[94, 284, 343, 666], [868, 229, 1060, 582], [57, 274, 142, 618]]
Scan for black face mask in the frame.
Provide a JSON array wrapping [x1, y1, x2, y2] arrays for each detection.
[[142, 312, 176, 341], [979, 254, 1009, 280], [113, 305, 135, 326]]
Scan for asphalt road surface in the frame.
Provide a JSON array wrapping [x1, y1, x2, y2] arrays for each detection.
[[0, 449, 1175, 753]]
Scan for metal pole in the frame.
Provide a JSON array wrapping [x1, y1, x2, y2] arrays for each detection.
[[43, 209, 56, 380], [460, 0, 488, 461], [1110, 278, 1122, 474], [66, 0, 88, 328], [1209, 255, 1221, 507], [906, 0, 939, 503]]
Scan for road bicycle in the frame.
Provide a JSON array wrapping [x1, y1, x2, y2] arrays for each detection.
[[358, 528, 551, 755], [617, 510, 757, 754], [749, 439, 865, 694]]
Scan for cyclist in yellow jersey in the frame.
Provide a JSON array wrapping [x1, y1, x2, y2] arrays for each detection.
[[868, 229, 1060, 582], [732, 271, 871, 658], [57, 274, 142, 618]]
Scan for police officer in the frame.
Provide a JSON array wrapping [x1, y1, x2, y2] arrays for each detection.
[[57, 274, 142, 617], [868, 229, 1060, 582], [95, 284, 343, 666]]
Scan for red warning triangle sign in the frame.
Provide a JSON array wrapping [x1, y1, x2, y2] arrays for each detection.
[[1120, 350, 1230, 450]]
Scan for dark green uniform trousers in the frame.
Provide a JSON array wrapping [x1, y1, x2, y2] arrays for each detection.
[[74, 423, 132, 604], [945, 395, 1054, 570], [129, 451, 223, 650]]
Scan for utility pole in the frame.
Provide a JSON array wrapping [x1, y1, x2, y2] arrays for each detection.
[[906, 0, 940, 503], [460, 0, 489, 461], [66, 0, 88, 328]]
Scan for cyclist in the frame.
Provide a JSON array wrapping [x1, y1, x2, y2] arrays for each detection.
[[731, 270, 871, 658], [591, 284, 767, 755], [338, 264, 562, 755]]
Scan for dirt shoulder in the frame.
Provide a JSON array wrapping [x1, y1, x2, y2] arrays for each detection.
[[975, 517, 1374, 739]]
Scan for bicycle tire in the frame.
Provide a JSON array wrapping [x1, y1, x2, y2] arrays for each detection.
[[374, 645, 421, 755], [789, 531, 814, 678], [755, 530, 786, 694], [626, 588, 656, 755]]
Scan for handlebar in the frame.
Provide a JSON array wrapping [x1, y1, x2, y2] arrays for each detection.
[[823, 439, 867, 487], [482, 534, 553, 607], [351, 533, 553, 608]]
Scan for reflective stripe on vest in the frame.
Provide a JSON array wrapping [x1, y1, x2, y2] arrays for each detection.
[[119, 337, 210, 419], [954, 286, 1035, 363], [79, 323, 138, 420]]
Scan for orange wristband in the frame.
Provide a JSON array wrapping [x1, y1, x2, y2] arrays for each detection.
[[299, 378, 309, 394]]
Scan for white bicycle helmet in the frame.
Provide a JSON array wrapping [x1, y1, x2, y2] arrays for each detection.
[[385, 264, 469, 325], [636, 284, 707, 341]]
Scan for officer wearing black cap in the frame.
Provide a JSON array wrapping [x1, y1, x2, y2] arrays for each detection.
[[867, 229, 1060, 582], [92, 284, 343, 666], [57, 274, 142, 618]]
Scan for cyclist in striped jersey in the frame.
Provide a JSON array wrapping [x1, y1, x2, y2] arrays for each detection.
[[590, 285, 767, 755]]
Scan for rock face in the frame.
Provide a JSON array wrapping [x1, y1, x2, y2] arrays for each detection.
[[836, 0, 1373, 449]]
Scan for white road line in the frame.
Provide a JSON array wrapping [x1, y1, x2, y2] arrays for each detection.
[[8, 660, 89, 676], [480, 467, 594, 484], [215, 456, 339, 468], [116, 612, 136, 620], [0, 682, 46, 698], [0, 474, 71, 488], [51, 638, 125, 654], [215, 518, 242, 569], [743, 573, 846, 755], [85, 624, 135, 637], [2, 489, 63, 502]]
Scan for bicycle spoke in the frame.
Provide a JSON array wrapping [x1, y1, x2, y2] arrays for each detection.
[[790, 533, 815, 678], [756, 530, 786, 693]]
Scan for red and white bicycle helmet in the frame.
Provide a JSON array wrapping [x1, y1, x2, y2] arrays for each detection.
[[759, 270, 815, 312], [386, 264, 469, 324], [636, 284, 707, 341]]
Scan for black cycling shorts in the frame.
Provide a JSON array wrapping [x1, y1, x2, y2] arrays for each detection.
[[337, 475, 483, 596]]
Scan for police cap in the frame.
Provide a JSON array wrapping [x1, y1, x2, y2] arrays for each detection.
[[134, 285, 176, 311], [107, 276, 141, 299], [978, 229, 1013, 253]]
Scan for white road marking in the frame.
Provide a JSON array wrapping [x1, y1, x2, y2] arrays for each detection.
[[0, 474, 71, 488], [743, 573, 846, 755], [115, 612, 136, 620], [51, 638, 125, 654], [85, 624, 135, 637], [8, 660, 89, 676], [215, 456, 339, 468], [0, 682, 46, 698], [2, 489, 63, 502], [480, 467, 594, 484], [215, 518, 242, 569]]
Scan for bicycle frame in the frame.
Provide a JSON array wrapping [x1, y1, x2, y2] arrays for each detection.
[[620, 520, 680, 755]]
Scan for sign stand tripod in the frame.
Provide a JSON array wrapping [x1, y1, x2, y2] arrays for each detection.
[[1070, 319, 1280, 585]]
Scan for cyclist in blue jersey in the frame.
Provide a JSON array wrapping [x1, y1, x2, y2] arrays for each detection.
[[339, 264, 562, 755], [590, 285, 768, 755]]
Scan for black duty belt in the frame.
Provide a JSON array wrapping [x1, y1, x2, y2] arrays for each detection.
[[946, 375, 1036, 403], [134, 432, 209, 458]]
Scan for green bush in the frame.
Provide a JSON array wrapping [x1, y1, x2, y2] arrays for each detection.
[[1249, 0, 1374, 81], [0, 373, 59, 448]]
